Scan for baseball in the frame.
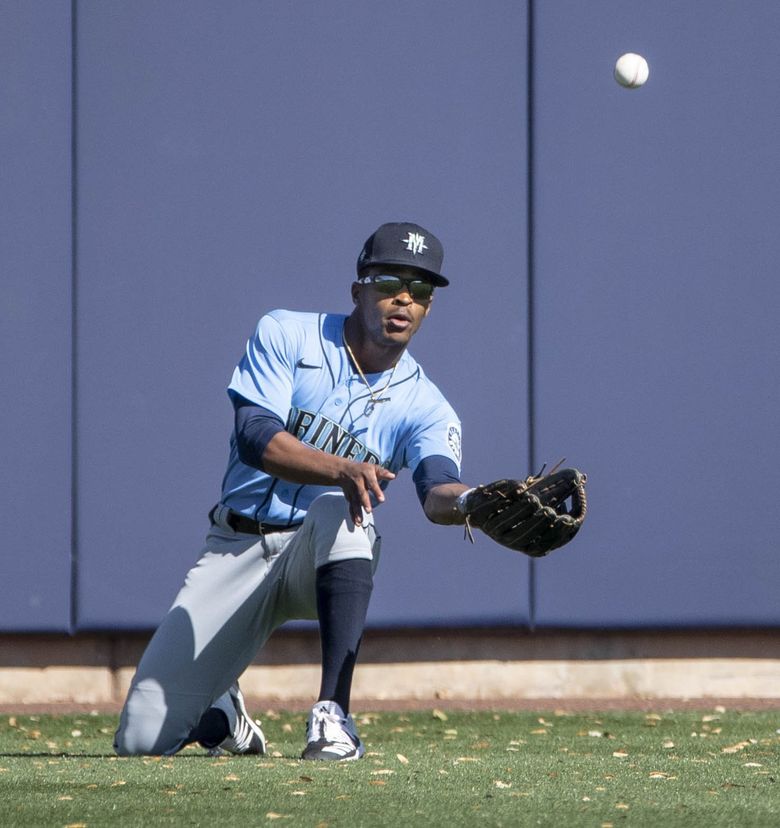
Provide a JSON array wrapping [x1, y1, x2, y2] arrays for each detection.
[[614, 52, 649, 88]]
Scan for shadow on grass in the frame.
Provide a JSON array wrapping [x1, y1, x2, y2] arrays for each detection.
[[0, 751, 241, 759], [0, 749, 308, 762]]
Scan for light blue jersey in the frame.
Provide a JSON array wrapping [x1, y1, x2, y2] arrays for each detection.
[[221, 310, 462, 524]]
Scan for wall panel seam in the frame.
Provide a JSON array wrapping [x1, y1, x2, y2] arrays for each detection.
[[69, 0, 79, 634], [526, 0, 537, 630]]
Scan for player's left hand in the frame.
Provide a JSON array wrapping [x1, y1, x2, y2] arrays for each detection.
[[456, 467, 587, 557]]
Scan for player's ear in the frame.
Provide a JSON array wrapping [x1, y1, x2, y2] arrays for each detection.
[[350, 282, 360, 304]]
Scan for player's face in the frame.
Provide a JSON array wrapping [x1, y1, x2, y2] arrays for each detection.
[[352, 266, 433, 349]]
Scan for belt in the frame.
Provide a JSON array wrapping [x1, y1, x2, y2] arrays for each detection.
[[209, 505, 298, 536]]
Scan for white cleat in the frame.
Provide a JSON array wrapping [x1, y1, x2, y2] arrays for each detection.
[[301, 700, 364, 761], [210, 682, 267, 755]]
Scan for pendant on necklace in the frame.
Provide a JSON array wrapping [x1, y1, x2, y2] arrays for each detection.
[[363, 396, 390, 417]]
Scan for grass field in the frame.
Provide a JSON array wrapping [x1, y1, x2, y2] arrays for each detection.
[[1, 708, 778, 827]]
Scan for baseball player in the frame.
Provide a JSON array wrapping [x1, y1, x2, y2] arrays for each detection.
[[114, 222, 471, 761]]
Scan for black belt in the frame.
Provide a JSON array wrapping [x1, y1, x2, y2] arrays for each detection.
[[209, 505, 298, 536]]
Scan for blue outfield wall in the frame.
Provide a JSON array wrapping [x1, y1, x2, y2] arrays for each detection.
[[2, 0, 778, 633]]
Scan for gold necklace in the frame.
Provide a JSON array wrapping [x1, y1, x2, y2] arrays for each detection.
[[343, 330, 398, 414]]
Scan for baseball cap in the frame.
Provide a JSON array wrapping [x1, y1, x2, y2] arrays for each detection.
[[356, 222, 449, 287]]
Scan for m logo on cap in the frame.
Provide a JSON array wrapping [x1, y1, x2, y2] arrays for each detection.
[[403, 232, 428, 256]]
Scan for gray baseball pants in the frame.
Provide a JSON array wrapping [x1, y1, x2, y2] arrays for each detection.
[[114, 492, 380, 756]]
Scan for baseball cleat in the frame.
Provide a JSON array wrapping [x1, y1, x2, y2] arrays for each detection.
[[210, 682, 267, 755], [301, 700, 364, 761]]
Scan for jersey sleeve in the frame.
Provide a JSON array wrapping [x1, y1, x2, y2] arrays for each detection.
[[412, 454, 462, 506], [404, 400, 462, 477], [228, 312, 297, 421]]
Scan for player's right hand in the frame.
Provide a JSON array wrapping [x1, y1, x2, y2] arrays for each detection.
[[337, 462, 395, 525]]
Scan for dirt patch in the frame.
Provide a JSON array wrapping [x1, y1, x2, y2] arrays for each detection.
[[2, 697, 779, 715]]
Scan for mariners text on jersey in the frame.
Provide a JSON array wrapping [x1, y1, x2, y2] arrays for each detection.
[[287, 407, 383, 465]]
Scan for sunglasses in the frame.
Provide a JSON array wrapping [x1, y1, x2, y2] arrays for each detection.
[[358, 274, 435, 301]]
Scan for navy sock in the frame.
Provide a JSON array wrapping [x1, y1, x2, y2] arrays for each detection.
[[188, 708, 230, 748], [315, 558, 373, 715]]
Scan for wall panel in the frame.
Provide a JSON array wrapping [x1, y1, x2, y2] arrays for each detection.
[[532, 0, 780, 625], [74, 0, 531, 629], [0, 2, 73, 631]]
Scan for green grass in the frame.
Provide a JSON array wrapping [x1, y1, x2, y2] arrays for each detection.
[[1, 708, 778, 827]]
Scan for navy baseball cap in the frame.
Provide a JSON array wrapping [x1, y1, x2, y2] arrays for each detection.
[[357, 222, 449, 286]]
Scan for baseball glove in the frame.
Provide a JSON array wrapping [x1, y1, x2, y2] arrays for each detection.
[[457, 466, 587, 558]]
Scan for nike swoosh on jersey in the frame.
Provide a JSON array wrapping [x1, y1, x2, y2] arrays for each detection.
[[296, 359, 321, 369]]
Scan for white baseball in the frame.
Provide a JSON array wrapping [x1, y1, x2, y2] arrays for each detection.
[[614, 53, 649, 88]]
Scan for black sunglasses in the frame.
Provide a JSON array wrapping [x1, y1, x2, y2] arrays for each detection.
[[358, 274, 435, 301]]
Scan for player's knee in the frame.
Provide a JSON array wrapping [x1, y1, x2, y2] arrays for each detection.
[[114, 716, 161, 756], [114, 682, 188, 756], [114, 713, 189, 757], [307, 494, 376, 567], [307, 491, 352, 523], [307, 492, 374, 539]]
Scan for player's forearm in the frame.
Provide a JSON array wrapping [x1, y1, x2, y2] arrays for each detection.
[[423, 482, 471, 525], [262, 431, 395, 525], [260, 431, 356, 486]]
